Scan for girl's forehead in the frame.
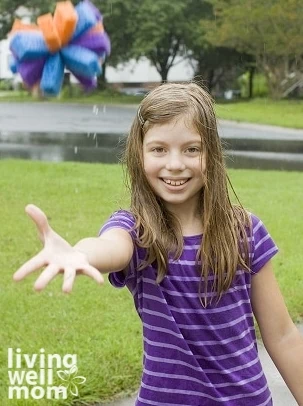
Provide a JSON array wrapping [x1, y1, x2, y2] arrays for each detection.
[[143, 119, 202, 144]]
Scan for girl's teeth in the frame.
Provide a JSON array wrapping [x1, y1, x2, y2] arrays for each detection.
[[164, 179, 187, 186]]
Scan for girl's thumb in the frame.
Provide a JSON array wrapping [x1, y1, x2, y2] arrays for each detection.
[[25, 204, 51, 237]]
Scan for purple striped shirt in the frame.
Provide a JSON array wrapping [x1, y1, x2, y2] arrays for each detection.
[[100, 210, 278, 406]]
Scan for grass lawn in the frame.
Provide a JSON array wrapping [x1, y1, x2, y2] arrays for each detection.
[[215, 98, 303, 129], [0, 89, 144, 105], [0, 160, 302, 405]]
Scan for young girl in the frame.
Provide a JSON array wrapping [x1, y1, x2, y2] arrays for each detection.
[[14, 83, 303, 406]]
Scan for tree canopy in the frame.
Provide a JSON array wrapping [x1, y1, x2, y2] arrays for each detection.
[[204, 0, 303, 97], [129, 0, 188, 82]]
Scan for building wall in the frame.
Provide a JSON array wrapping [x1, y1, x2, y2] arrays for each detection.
[[106, 57, 195, 83], [0, 39, 12, 79], [0, 6, 31, 82]]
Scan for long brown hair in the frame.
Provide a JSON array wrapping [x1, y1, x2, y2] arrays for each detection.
[[122, 82, 251, 306]]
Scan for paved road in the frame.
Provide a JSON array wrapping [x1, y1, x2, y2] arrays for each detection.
[[1, 102, 303, 141], [0, 102, 136, 134]]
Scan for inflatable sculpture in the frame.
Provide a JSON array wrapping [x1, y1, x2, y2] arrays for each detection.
[[9, 0, 110, 95]]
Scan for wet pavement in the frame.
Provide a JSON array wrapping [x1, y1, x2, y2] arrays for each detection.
[[107, 323, 303, 406], [0, 102, 303, 140], [1, 102, 303, 170], [0, 102, 136, 134]]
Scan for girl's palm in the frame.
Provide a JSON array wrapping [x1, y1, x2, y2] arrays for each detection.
[[13, 205, 104, 292]]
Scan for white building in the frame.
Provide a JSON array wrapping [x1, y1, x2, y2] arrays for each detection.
[[0, 6, 31, 85], [106, 57, 194, 84], [0, 39, 12, 79]]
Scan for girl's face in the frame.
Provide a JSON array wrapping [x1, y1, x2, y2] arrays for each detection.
[[142, 117, 206, 214]]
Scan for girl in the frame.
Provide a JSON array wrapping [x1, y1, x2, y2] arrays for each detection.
[[14, 83, 303, 406]]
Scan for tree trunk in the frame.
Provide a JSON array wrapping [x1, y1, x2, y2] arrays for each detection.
[[260, 55, 287, 99], [206, 69, 215, 93], [63, 72, 72, 97], [160, 67, 169, 83], [248, 66, 255, 99], [97, 61, 107, 90]]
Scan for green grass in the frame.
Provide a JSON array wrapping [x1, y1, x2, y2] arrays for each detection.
[[0, 160, 302, 405], [0, 89, 144, 105], [0, 160, 140, 405], [215, 98, 303, 129]]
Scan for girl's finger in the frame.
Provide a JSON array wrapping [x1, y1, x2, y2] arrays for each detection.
[[80, 265, 104, 285], [62, 266, 76, 294], [33, 264, 61, 292], [25, 204, 51, 239], [13, 252, 46, 281]]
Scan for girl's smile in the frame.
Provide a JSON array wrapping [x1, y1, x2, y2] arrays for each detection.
[[160, 177, 191, 193]]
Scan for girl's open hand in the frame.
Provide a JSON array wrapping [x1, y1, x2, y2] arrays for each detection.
[[13, 205, 104, 293]]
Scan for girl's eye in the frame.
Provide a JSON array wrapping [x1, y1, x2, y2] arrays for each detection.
[[152, 147, 165, 154], [187, 147, 200, 153]]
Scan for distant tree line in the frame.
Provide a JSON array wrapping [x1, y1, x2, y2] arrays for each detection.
[[0, 0, 302, 98]]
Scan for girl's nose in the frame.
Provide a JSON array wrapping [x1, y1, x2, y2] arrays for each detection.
[[165, 154, 186, 171]]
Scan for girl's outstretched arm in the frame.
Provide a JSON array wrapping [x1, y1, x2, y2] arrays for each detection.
[[251, 260, 303, 405], [13, 205, 134, 293]]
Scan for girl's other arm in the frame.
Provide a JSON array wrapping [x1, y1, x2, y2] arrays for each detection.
[[251, 260, 303, 405]]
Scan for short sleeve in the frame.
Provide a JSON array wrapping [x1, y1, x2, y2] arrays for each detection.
[[250, 214, 279, 274], [98, 210, 138, 288]]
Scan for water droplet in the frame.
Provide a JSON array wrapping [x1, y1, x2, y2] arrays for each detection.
[[74, 146, 78, 154]]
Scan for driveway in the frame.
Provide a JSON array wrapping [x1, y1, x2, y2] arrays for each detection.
[[1, 102, 303, 142]]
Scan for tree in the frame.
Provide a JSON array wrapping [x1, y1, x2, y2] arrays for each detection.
[[191, 47, 254, 96], [0, 0, 28, 40], [181, 0, 253, 95], [93, 0, 139, 88], [0, 0, 57, 40], [131, 0, 188, 82], [204, 0, 303, 98], [97, 0, 138, 67]]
